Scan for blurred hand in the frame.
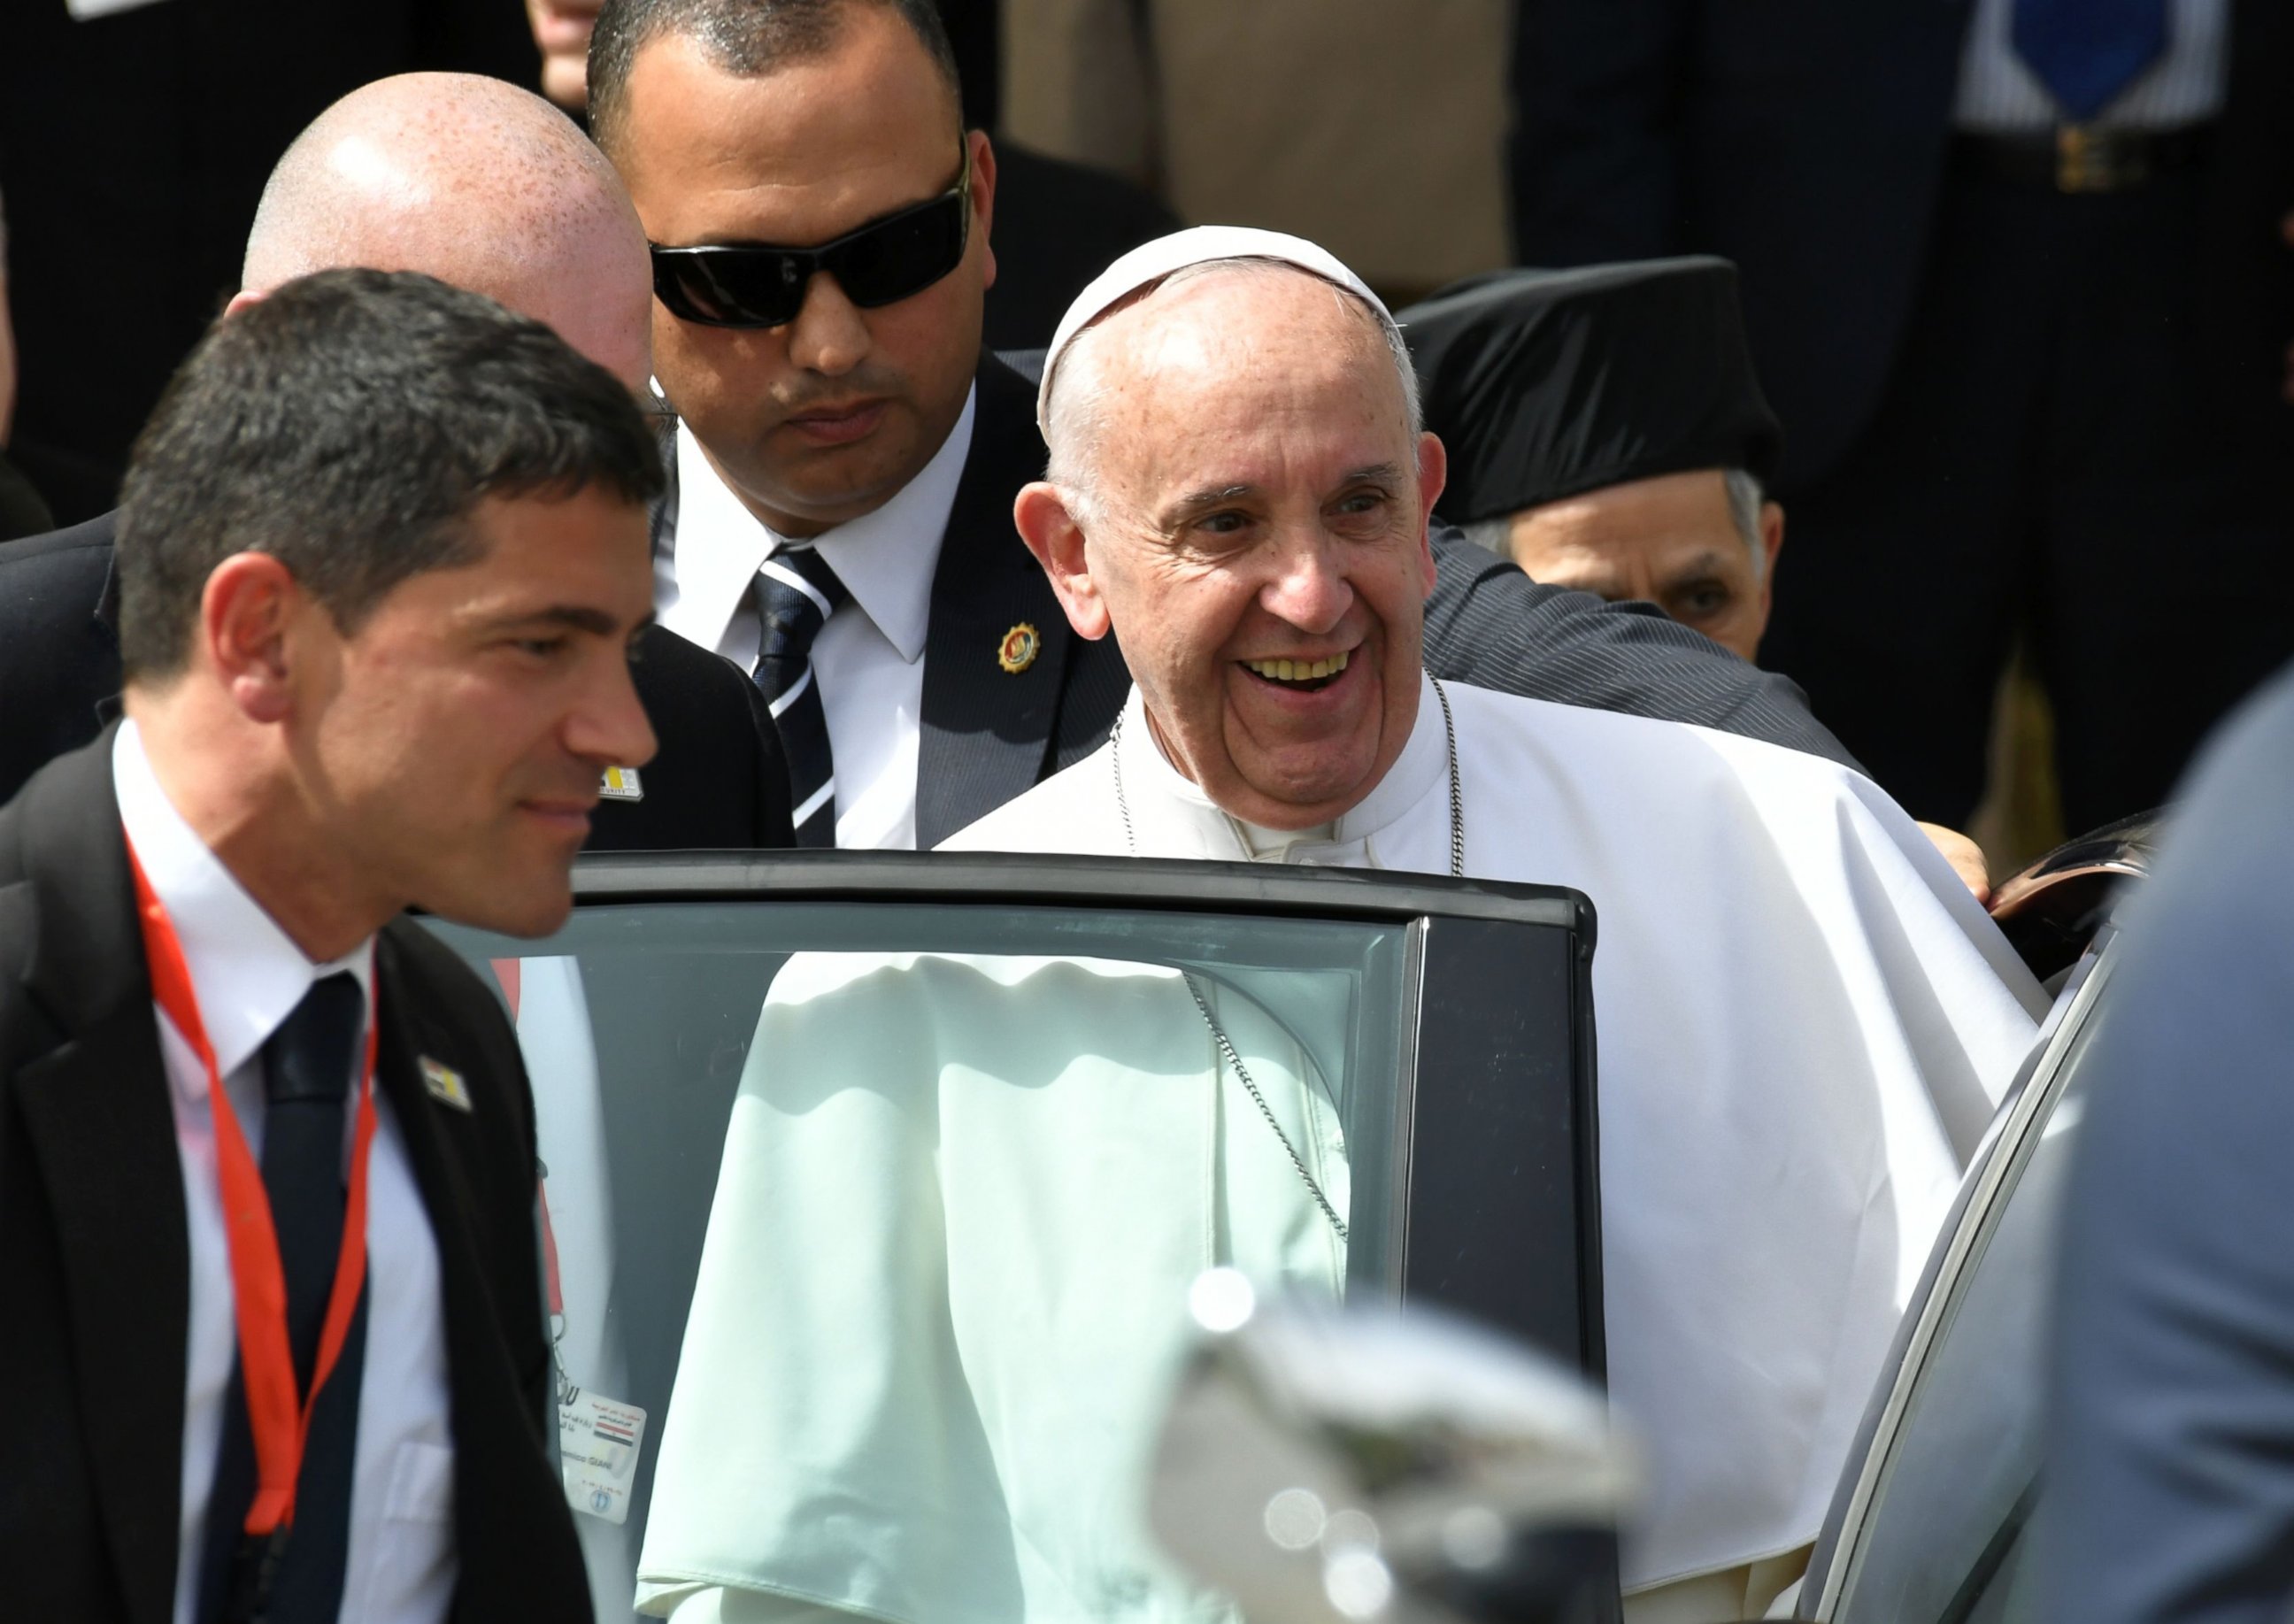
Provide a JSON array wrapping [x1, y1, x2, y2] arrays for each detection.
[[1919, 822, 1992, 904], [527, 0, 603, 113]]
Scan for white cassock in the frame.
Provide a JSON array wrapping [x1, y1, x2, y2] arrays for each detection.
[[635, 673, 2045, 1622]]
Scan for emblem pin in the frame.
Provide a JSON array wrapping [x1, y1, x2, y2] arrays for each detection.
[[420, 1057, 474, 1112], [998, 622, 1041, 674]]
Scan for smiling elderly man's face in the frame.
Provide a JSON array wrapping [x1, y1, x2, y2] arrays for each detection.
[[1018, 267, 1447, 829]]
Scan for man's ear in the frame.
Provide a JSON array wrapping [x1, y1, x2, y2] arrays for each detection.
[[969, 127, 999, 295], [1758, 499, 1786, 618], [1413, 430, 1449, 594], [222, 289, 269, 319], [1013, 481, 1111, 640], [198, 552, 306, 724]]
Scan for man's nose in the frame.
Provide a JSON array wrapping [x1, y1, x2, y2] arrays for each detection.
[[573, 646, 660, 774], [1261, 530, 1356, 635], [785, 272, 870, 377]]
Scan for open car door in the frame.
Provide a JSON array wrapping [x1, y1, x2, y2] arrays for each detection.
[[423, 850, 1604, 1624]]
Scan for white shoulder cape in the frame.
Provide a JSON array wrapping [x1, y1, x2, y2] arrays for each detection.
[[638, 676, 2044, 1617], [944, 677, 2046, 1589]]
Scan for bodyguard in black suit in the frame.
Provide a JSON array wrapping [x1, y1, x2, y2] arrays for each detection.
[[1509, 0, 2294, 832], [594, 0, 1860, 856], [0, 271, 660, 1622], [0, 515, 796, 849]]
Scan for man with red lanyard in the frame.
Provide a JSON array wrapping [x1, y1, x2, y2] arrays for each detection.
[[0, 268, 661, 1622]]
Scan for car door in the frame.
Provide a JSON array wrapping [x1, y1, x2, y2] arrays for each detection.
[[422, 849, 1605, 1624], [1794, 927, 2128, 1624]]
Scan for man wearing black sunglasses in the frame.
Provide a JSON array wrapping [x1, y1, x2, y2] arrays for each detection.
[[589, 0, 1870, 854]]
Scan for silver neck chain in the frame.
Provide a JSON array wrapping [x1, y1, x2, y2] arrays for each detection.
[[1110, 676, 1466, 1244]]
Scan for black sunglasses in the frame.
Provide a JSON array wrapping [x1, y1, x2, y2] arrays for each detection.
[[649, 146, 973, 329]]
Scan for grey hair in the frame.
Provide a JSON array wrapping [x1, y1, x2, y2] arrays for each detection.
[[1461, 466, 1770, 581], [1043, 257, 1423, 510], [1723, 467, 1769, 584]]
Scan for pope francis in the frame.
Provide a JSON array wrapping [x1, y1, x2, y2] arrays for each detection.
[[635, 229, 2048, 1624]]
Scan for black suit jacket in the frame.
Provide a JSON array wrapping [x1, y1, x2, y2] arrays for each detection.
[[1506, 0, 2294, 485], [909, 354, 1858, 847], [0, 513, 796, 850], [0, 733, 590, 1623]]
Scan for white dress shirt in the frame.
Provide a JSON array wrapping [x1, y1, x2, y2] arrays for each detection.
[[1954, 0, 2229, 130], [115, 722, 458, 1624], [655, 389, 978, 850]]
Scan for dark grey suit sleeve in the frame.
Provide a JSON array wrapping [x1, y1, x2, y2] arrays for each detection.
[[2036, 666, 2294, 1624], [1420, 527, 1864, 771]]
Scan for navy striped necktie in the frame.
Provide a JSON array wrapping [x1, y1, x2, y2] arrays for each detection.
[[753, 547, 851, 846], [2013, 0, 2169, 121]]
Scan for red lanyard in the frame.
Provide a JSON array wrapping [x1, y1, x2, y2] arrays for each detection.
[[129, 840, 380, 1535]]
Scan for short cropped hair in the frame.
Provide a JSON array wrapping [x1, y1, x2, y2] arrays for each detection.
[[117, 267, 666, 681], [588, 0, 962, 158]]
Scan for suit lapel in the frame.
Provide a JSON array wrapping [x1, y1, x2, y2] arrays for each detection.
[[369, 935, 579, 1620], [915, 356, 1080, 848], [369, 942, 519, 1437], [6, 732, 189, 1624]]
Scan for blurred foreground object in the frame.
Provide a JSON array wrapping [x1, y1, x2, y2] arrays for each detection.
[[1149, 1274, 1638, 1624], [2036, 660, 2294, 1623]]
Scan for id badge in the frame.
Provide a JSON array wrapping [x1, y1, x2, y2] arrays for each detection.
[[558, 1391, 648, 1524]]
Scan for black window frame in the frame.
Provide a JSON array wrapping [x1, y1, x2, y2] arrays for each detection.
[[532, 848, 1608, 1376]]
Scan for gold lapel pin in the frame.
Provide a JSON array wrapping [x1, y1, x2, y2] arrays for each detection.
[[997, 622, 1041, 674]]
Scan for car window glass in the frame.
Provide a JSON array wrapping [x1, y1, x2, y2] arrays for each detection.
[[1828, 975, 2109, 1624], [426, 899, 1414, 1624]]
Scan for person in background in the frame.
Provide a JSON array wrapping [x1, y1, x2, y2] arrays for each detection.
[[587, 0, 1869, 854], [1509, 0, 2294, 835], [1405, 259, 1784, 666], [2036, 658, 2294, 1624], [0, 0, 539, 522], [0, 73, 794, 850], [0, 266, 642, 1624], [530, 0, 606, 109], [1405, 258, 1991, 896]]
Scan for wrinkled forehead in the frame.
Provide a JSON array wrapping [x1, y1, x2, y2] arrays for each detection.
[[1076, 269, 1415, 497]]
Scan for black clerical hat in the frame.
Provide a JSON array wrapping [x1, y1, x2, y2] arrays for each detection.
[[1399, 258, 1782, 525]]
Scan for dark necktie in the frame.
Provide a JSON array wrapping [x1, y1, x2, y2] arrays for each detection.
[[752, 547, 852, 847], [2013, 0, 2170, 121], [197, 972, 369, 1624]]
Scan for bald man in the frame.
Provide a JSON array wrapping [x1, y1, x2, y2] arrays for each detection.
[[0, 74, 794, 849]]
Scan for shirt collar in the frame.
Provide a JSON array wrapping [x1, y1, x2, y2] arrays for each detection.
[[112, 720, 376, 1090], [1113, 671, 1451, 865], [662, 385, 978, 666]]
